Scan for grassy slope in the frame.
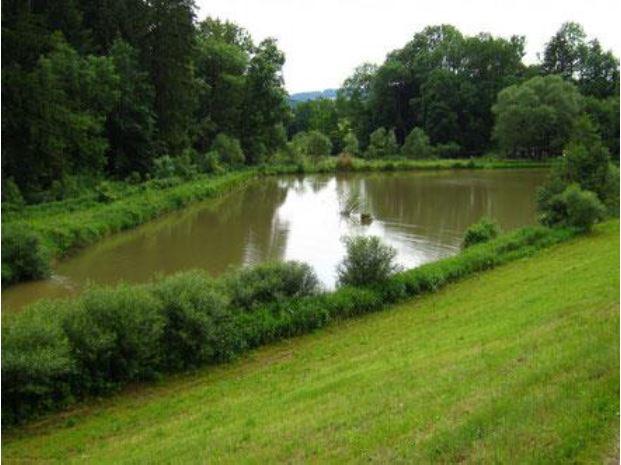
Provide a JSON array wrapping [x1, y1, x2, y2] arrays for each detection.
[[3, 221, 618, 464]]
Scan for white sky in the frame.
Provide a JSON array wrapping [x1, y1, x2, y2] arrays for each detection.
[[194, 0, 621, 94]]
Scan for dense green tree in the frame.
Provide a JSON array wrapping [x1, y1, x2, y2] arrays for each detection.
[[401, 127, 433, 159], [78, 0, 151, 54], [537, 115, 618, 225], [289, 98, 342, 152], [3, 34, 119, 192], [240, 38, 289, 163], [106, 39, 156, 176], [583, 95, 620, 158], [147, 0, 198, 154], [342, 132, 360, 156], [291, 130, 332, 161], [211, 133, 245, 166], [193, 18, 250, 152], [492, 75, 582, 158], [366, 128, 398, 158], [543, 22, 619, 98], [336, 63, 377, 148], [338, 25, 526, 156], [561, 116, 617, 206], [542, 22, 587, 79]]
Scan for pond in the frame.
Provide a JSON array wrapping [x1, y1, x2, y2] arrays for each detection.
[[2, 169, 547, 311]]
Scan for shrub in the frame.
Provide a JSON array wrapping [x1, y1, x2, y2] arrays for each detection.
[[366, 127, 398, 159], [337, 236, 400, 287], [173, 152, 198, 179], [1, 225, 51, 285], [151, 271, 239, 369], [95, 181, 118, 203], [342, 132, 359, 156], [540, 184, 605, 231], [274, 142, 303, 164], [62, 286, 165, 393], [336, 152, 355, 171], [1, 302, 74, 425], [462, 217, 501, 248], [49, 176, 84, 201], [537, 115, 619, 225], [434, 141, 462, 159], [306, 131, 332, 159], [225, 261, 320, 311], [402, 127, 434, 159], [153, 155, 176, 179], [196, 150, 223, 174], [1, 178, 25, 210], [292, 131, 332, 162], [212, 133, 245, 166], [125, 171, 142, 185]]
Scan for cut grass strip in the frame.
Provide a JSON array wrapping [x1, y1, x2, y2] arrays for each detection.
[[2, 221, 618, 464]]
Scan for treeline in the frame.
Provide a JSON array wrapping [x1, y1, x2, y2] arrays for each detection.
[[2, 4, 619, 202], [291, 23, 620, 160], [2, 0, 288, 200]]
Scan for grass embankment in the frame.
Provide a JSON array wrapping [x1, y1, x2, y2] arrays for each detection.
[[259, 157, 549, 175], [1, 171, 255, 285], [3, 221, 618, 464], [1, 223, 575, 425], [1, 158, 548, 287]]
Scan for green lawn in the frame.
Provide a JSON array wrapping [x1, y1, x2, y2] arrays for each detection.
[[3, 221, 618, 464]]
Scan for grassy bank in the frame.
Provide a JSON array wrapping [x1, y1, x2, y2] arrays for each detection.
[[1, 171, 255, 285], [260, 156, 550, 175], [1, 158, 550, 287], [2, 220, 617, 464], [1, 216, 579, 425]]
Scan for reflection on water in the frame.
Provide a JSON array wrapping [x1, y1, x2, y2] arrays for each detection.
[[2, 169, 546, 311]]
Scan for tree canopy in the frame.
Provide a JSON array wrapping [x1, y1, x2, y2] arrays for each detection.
[[1, 7, 619, 200]]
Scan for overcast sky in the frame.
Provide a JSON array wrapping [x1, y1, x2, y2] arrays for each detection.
[[194, 0, 621, 94]]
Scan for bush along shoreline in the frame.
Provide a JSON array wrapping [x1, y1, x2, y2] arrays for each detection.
[[1, 221, 579, 427], [1, 158, 550, 288]]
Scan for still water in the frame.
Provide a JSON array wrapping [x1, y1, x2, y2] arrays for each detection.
[[2, 169, 546, 311]]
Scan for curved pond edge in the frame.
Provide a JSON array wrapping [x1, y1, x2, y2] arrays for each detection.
[[3, 218, 593, 427], [1, 158, 551, 289]]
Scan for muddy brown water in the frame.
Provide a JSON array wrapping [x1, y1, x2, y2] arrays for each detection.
[[1, 169, 547, 311]]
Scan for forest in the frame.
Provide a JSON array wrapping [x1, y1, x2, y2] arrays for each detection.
[[2, 0, 619, 204]]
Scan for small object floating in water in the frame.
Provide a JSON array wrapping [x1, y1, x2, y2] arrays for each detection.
[[360, 212, 373, 225]]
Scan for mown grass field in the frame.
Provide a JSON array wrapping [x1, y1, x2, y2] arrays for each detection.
[[3, 221, 618, 464]]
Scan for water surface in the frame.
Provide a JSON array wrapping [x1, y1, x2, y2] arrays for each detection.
[[2, 169, 546, 311]]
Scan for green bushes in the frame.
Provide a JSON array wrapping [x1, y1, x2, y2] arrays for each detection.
[[462, 217, 500, 248], [1, 222, 578, 426], [291, 131, 332, 162], [540, 184, 606, 231], [337, 236, 400, 286], [1, 225, 51, 285], [152, 272, 239, 369], [401, 127, 434, 159], [537, 116, 618, 230], [2, 171, 254, 287], [63, 287, 165, 393], [225, 261, 321, 311], [1, 178, 25, 211], [1, 303, 74, 425], [365, 127, 398, 158], [211, 133, 245, 167]]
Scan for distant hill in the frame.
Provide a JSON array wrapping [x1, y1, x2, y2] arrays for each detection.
[[289, 88, 338, 104]]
